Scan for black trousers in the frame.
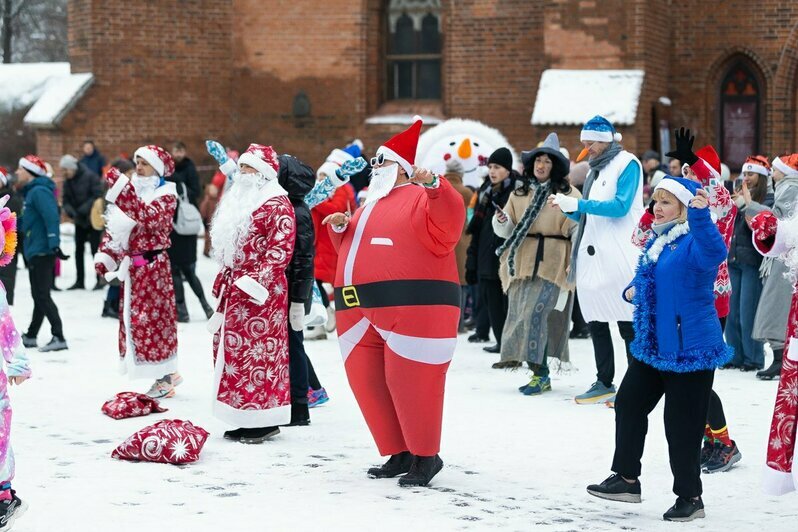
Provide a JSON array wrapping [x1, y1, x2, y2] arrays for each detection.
[[288, 327, 309, 405], [589, 321, 635, 387], [26, 254, 64, 339], [316, 279, 330, 308], [474, 284, 490, 338], [571, 290, 589, 332], [706, 317, 727, 431], [612, 357, 715, 498], [480, 278, 508, 346], [74, 225, 101, 285], [172, 262, 209, 307], [308, 357, 322, 390]]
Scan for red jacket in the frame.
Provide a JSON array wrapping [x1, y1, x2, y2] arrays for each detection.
[[312, 184, 355, 284]]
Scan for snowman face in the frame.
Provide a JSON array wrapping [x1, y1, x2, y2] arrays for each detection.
[[420, 134, 497, 187]]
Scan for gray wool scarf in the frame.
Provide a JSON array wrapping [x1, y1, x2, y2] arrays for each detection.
[[566, 142, 623, 284]]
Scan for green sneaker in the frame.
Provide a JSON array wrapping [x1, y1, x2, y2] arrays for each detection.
[[522, 375, 551, 396]]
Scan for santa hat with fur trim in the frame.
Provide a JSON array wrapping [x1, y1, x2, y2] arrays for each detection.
[[317, 148, 355, 180], [654, 175, 700, 207], [695, 146, 721, 178], [772, 154, 798, 178], [237, 143, 279, 180], [376, 116, 423, 176], [580, 115, 622, 143], [133, 145, 175, 177], [0, 167, 9, 186], [18, 155, 48, 177], [742, 155, 771, 177]]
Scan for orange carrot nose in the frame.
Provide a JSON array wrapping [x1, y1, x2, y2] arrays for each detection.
[[576, 147, 590, 162], [458, 138, 472, 159]]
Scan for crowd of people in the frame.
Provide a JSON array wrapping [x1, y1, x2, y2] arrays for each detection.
[[0, 112, 795, 527]]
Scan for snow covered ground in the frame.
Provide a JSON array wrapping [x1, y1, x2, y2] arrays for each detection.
[[7, 233, 796, 531]]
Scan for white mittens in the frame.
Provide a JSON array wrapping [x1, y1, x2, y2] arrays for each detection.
[[551, 193, 579, 213], [289, 302, 305, 332]]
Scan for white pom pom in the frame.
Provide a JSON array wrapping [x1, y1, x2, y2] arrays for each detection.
[[412, 114, 423, 124], [614, 132, 623, 142], [351, 138, 364, 150]]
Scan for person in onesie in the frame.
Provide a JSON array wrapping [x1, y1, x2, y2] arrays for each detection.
[[323, 116, 465, 487]]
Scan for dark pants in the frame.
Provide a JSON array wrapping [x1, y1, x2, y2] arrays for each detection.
[[571, 290, 589, 333], [172, 262, 209, 307], [74, 225, 101, 286], [707, 390, 726, 431], [316, 279, 330, 308], [0, 253, 18, 305], [26, 254, 64, 339], [308, 357, 322, 390], [288, 327, 309, 405], [590, 320, 634, 387], [473, 283, 490, 338], [612, 357, 714, 498], [480, 278, 507, 346]]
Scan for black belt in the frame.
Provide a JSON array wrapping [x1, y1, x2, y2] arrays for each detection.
[[525, 234, 569, 278], [334, 280, 461, 310]]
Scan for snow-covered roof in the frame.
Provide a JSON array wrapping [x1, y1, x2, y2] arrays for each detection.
[[365, 114, 443, 126], [0, 62, 70, 113], [24, 72, 94, 128], [531, 69, 645, 126]]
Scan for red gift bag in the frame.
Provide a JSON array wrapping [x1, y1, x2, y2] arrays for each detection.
[[102, 392, 168, 420], [112, 419, 210, 464]]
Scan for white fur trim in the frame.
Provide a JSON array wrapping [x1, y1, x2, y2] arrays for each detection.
[[316, 161, 340, 180], [351, 139, 364, 150], [337, 317, 371, 364], [580, 130, 613, 143], [343, 201, 377, 285], [133, 146, 165, 177], [787, 338, 798, 362], [654, 178, 694, 206], [206, 311, 224, 334], [754, 218, 791, 258], [773, 157, 798, 178], [327, 148, 354, 166], [219, 158, 237, 177], [744, 162, 770, 177], [105, 255, 131, 283], [105, 174, 130, 203], [763, 463, 797, 496], [233, 275, 269, 305], [376, 145, 413, 177], [238, 152, 277, 180], [644, 222, 690, 263], [93, 252, 117, 272], [19, 157, 44, 176]]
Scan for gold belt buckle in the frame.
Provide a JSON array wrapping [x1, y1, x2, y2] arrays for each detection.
[[342, 285, 360, 308]]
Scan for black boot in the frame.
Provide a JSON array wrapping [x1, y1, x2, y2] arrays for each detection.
[[285, 402, 310, 426], [200, 298, 214, 319], [398, 454, 444, 487], [757, 349, 783, 380], [367, 451, 413, 479], [176, 302, 190, 323], [238, 426, 280, 444], [102, 300, 119, 319], [663, 496, 705, 522], [223, 428, 247, 441]]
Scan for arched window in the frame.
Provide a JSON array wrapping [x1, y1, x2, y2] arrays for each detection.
[[719, 61, 762, 169], [386, 0, 442, 100]]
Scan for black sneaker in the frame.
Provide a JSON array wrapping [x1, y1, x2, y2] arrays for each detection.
[[367, 451, 413, 479], [467, 334, 489, 343], [663, 496, 705, 522], [700, 439, 716, 469], [20, 334, 36, 348], [0, 490, 28, 530], [398, 454, 444, 487], [586, 473, 641, 503], [703, 440, 741, 474], [238, 426, 280, 444], [67, 282, 85, 291]]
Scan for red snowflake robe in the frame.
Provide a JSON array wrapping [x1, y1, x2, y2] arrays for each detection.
[[208, 188, 296, 428], [631, 159, 736, 317], [94, 172, 178, 379], [752, 210, 798, 494]]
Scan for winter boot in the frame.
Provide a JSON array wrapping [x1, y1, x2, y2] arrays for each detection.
[[586, 473, 641, 503], [367, 451, 414, 479], [398, 455, 444, 487], [757, 349, 783, 380], [483, 344, 500, 354], [223, 428, 247, 441], [102, 300, 119, 319], [663, 497, 705, 522], [467, 333, 489, 343], [200, 298, 214, 320], [285, 403, 310, 426], [703, 440, 742, 474], [0, 489, 28, 530], [38, 337, 68, 352], [239, 426, 280, 444], [20, 334, 36, 349], [176, 302, 190, 323]]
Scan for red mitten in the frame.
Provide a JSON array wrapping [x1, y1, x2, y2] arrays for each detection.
[[112, 419, 209, 464], [105, 166, 122, 187], [751, 211, 778, 241], [95, 262, 108, 277], [102, 392, 168, 420]]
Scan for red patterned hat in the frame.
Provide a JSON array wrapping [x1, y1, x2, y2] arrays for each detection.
[[377, 115, 423, 176], [743, 155, 772, 177], [133, 145, 175, 177], [238, 143, 279, 180], [772, 154, 798, 178], [18, 155, 48, 177]]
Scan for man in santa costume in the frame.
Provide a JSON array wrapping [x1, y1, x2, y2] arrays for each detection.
[[94, 146, 180, 398], [207, 143, 296, 444], [323, 117, 465, 487], [751, 153, 798, 495]]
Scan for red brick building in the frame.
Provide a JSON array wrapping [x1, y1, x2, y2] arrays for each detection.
[[28, 0, 798, 174]]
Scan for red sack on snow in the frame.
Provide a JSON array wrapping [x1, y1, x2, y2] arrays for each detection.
[[112, 419, 210, 464], [102, 392, 168, 420]]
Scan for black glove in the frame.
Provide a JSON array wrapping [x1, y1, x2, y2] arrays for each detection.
[[647, 199, 656, 216], [466, 269, 478, 286], [54, 247, 70, 261], [665, 127, 698, 166]]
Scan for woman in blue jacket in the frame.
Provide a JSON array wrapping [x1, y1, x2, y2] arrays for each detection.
[[586, 176, 732, 522]]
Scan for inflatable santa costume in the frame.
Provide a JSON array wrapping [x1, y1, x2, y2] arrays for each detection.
[[327, 117, 465, 487], [751, 153, 798, 495]]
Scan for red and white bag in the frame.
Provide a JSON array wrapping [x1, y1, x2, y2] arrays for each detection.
[[102, 392, 168, 420], [112, 419, 210, 464]]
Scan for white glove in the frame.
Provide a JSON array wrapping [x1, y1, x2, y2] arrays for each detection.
[[552, 193, 579, 213], [289, 302, 305, 332]]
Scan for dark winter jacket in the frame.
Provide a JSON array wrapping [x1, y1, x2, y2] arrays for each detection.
[[729, 194, 773, 267], [278, 154, 316, 307], [80, 149, 106, 177], [167, 161, 202, 266], [466, 171, 522, 280], [21, 176, 60, 260], [62, 163, 102, 229]]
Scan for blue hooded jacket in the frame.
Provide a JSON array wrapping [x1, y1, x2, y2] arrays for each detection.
[[21, 176, 60, 260]]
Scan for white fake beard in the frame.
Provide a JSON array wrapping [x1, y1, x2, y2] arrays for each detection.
[[209, 172, 271, 267], [364, 164, 399, 205], [131, 173, 160, 198]]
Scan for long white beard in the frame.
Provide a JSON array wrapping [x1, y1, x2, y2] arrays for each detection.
[[364, 164, 399, 205], [131, 174, 159, 198], [209, 172, 273, 267]]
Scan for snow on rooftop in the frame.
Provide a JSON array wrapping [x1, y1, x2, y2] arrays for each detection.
[[0, 62, 70, 113], [365, 114, 443, 126], [531, 69, 645, 126], [24, 72, 94, 127]]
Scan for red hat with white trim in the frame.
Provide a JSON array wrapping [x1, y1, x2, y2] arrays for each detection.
[[0, 167, 8, 186], [695, 145, 721, 178], [18, 155, 48, 177], [237, 143, 279, 180], [376, 116, 423, 176], [771, 154, 798, 178], [133, 145, 175, 177]]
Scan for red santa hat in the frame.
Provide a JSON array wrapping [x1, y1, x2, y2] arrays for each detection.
[[0, 167, 9, 186], [18, 155, 48, 177], [742, 155, 771, 177], [772, 154, 798, 178], [237, 143, 279, 180], [695, 145, 721, 178], [376, 116, 423, 176], [133, 145, 175, 177]]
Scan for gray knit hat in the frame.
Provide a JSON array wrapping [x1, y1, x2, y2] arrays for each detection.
[[445, 158, 464, 176], [59, 154, 78, 171]]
